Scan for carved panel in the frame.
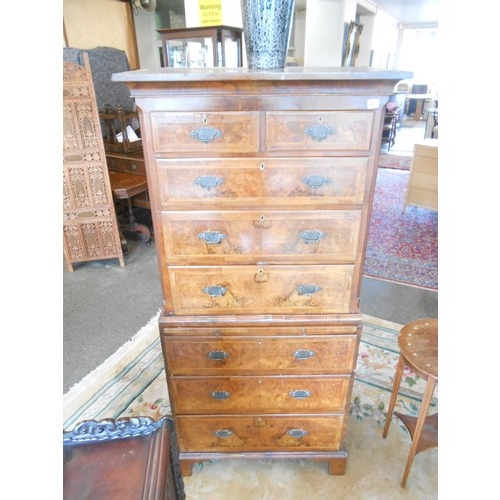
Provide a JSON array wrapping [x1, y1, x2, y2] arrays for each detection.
[[63, 54, 123, 271]]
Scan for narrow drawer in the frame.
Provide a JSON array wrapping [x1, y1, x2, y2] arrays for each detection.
[[151, 111, 260, 153], [266, 111, 374, 151], [162, 335, 359, 375], [161, 210, 362, 265], [160, 324, 360, 337], [106, 155, 146, 175], [176, 414, 346, 452], [166, 264, 354, 315], [157, 157, 369, 208], [170, 375, 351, 414]]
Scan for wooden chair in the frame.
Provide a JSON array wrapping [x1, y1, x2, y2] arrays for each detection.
[[382, 318, 438, 487], [381, 111, 398, 151]]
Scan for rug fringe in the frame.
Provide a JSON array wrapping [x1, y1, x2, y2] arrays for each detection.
[[63, 308, 161, 401]]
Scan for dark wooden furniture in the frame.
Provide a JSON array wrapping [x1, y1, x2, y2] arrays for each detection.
[[106, 151, 150, 210], [108, 171, 151, 246], [63, 416, 186, 500], [113, 66, 412, 476], [100, 105, 143, 155], [157, 25, 243, 68], [63, 54, 124, 272], [382, 318, 438, 488], [381, 111, 398, 151]]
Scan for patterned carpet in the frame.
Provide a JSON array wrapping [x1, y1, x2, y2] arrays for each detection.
[[364, 167, 438, 290]]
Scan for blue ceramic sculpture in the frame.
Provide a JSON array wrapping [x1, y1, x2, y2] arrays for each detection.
[[241, 0, 295, 69]]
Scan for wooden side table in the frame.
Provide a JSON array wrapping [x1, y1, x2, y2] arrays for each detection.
[[64, 416, 185, 500], [108, 171, 151, 249], [382, 318, 438, 488]]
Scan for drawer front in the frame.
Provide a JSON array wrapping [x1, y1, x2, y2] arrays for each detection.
[[161, 210, 362, 265], [151, 111, 260, 153], [157, 157, 369, 208], [161, 324, 360, 337], [176, 414, 346, 452], [167, 265, 354, 315], [106, 156, 146, 175], [162, 335, 359, 375], [170, 375, 351, 414], [266, 111, 374, 152]]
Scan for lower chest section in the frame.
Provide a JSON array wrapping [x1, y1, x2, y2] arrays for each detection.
[[161, 320, 361, 453]]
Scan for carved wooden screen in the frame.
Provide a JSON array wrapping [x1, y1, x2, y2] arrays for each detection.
[[63, 53, 124, 271]]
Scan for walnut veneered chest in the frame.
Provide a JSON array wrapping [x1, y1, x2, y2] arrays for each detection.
[[114, 67, 412, 476]]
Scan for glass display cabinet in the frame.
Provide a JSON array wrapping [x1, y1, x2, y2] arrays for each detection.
[[157, 25, 243, 68]]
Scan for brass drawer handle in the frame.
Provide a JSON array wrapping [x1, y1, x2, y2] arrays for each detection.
[[131, 163, 137, 170], [304, 123, 334, 142], [290, 389, 312, 399], [214, 429, 233, 438], [190, 126, 222, 143], [207, 350, 229, 361], [296, 284, 321, 296], [293, 349, 315, 360], [195, 175, 224, 190], [302, 175, 331, 189], [299, 230, 325, 244], [198, 231, 226, 244], [211, 391, 231, 400], [203, 285, 227, 297], [287, 428, 308, 438]]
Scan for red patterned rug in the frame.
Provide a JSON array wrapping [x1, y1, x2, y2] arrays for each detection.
[[378, 153, 411, 170], [364, 168, 438, 290]]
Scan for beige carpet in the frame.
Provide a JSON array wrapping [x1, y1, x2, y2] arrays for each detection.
[[182, 417, 437, 499]]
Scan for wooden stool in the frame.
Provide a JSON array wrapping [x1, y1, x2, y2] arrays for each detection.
[[382, 318, 438, 488]]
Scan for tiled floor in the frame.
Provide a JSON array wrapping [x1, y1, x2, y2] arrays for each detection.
[[63, 116, 437, 394]]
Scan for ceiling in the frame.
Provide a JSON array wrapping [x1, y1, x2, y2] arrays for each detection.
[[373, 0, 438, 24], [295, 0, 438, 25]]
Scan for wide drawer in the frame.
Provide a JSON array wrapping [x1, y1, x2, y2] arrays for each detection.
[[162, 335, 359, 375], [151, 111, 260, 153], [169, 375, 351, 414], [266, 111, 374, 152], [156, 157, 369, 208], [166, 265, 354, 315], [161, 210, 362, 265], [176, 414, 346, 452]]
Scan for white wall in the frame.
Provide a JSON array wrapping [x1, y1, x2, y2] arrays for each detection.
[[304, 0, 344, 66], [135, 9, 162, 69], [370, 8, 399, 69], [356, 14, 375, 66]]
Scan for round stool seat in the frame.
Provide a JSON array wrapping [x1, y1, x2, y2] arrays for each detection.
[[398, 318, 438, 380]]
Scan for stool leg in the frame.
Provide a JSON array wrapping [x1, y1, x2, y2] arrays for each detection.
[[383, 354, 405, 438], [400, 374, 437, 488]]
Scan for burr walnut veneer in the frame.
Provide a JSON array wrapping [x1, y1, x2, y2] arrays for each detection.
[[114, 67, 412, 476]]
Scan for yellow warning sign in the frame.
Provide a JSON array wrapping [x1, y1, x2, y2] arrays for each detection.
[[198, 0, 222, 26]]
